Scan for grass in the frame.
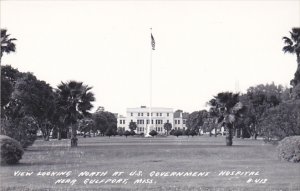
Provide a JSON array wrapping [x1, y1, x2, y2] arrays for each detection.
[[0, 135, 299, 191]]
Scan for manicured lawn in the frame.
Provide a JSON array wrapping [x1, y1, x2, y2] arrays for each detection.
[[0, 135, 299, 191]]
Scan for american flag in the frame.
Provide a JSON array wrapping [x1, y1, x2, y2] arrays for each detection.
[[151, 33, 155, 50]]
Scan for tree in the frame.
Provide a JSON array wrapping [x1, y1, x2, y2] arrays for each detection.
[[12, 73, 55, 141], [105, 128, 115, 138], [241, 83, 284, 138], [163, 122, 172, 135], [282, 27, 300, 87], [78, 118, 95, 137], [56, 81, 95, 147], [93, 111, 117, 136], [0, 29, 17, 61], [258, 100, 300, 142], [124, 130, 131, 138], [149, 130, 158, 137], [208, 92, 245, 146], [186, 110, 208, 134], [129, 121, 137, 133], [189, 129, 197, 137]]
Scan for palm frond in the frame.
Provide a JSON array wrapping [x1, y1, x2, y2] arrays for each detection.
[[282, 45, 294, 54]]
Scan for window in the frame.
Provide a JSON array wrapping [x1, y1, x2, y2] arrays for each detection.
[[120, 120, 122, 124], [138, 113, 140, 116], [167, 120, 169, 123], [151, 120, 153, 124], [175, 120, 177, 124], [147, 120, 149, 124], [183, 120, 186, 124], [167, 113, 169, 116], [160, 113, 162, 116], [141, 113, 143, 116], [147, 113, 149, 116], [131, 113, 133, 116], [178, 120, 180, 124], [151, 113, 153, 116], [156, 113, 159, 116], [131, 120, 133, 122], [123, 120, 125, 124]]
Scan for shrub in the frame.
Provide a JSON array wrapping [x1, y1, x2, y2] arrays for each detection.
[[0, 135, 24, 165], [277, 136, 300, 163], [2, 117, 38, 148], [149, 130, 158, 137]]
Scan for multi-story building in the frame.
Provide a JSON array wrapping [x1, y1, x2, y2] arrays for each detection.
[[117, 106, 189, 135], [173, 110, 189, 131]]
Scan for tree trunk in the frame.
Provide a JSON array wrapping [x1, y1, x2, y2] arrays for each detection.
[[236, 128, 241, 138], [226, 124, 233, 146], [70, 125, 78, 147], [57, 130, 62, 140]]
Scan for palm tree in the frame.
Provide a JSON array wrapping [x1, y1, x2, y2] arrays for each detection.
[[0, 29, 17, 62], [282, 27, 300, 87], [56, 81, 95, 147], [208, 92, 244, 146]]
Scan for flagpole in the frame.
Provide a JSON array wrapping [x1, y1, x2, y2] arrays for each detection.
[[148, 28, 153, 136]]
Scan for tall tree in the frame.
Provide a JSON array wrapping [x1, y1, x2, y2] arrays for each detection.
[[163, 122, 172, 135], [186, 110, 208, 134], [0, 29, 17, 61], [208, 92, 245, 146], [56, 81, 95, 147], [282, 27, 300, 87], [129, 121, 137, 132]]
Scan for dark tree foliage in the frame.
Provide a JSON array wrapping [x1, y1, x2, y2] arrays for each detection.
[[0, 29, 17, 60], [149, 130, 158, 137], [282, 28, 300, 87], [208, 92, 245, 146], [186, 110, 208, 134], [163, 122, 172, 135], [259, 100, 300, 142], [173, 130, 183, 138], [128, 121, 137, 132], [124, 130, 131, 138], [56, 81, 95, 147], [93, 111, 117, 136]]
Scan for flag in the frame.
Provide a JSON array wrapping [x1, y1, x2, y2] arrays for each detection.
[[151, 33, 155, 50]]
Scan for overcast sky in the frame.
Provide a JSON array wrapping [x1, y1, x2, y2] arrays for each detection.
[[1, 0, 299, 115]]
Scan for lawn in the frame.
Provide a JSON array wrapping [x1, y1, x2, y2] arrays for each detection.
[[0, 135, 299, 191]]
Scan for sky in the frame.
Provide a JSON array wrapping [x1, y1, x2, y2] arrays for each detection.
[[1, 0, 299, 115]]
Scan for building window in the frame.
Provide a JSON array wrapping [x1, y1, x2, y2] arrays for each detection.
[[138, 113, 140, 116], [156, 113, 159, 116], [175, 120, 177, 124], [141, 113, 143, 116], [120, 120, 122, 124], [167, 113, 169, 116], [151, 120, 153, 124], [131, 113, 133, 116], [147, 120, 149, 124], [183, 120, 186, 124], [178, 120, 180, 124], [160, 113, 162, 116], [123, 120, 125, 124], [147, 113, 149, 116], [151, 113, 153, 116], [131, 120, 133, 122], [167, 120, 169, 123]]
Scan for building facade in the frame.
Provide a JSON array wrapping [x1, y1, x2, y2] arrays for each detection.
[[117, 106, 188, 134]]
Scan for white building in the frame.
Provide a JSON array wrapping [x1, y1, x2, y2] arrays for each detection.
[[173, 110, 189, 131], [117, 106, 189, 135]]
